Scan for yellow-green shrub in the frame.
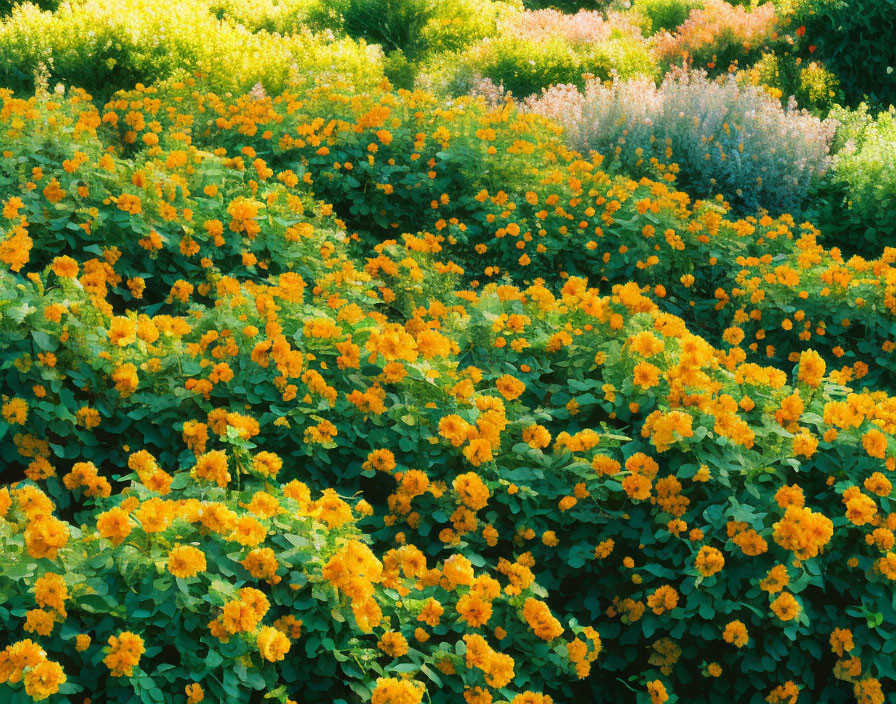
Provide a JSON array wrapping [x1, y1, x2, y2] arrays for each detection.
[[0, 0, 383, 97]]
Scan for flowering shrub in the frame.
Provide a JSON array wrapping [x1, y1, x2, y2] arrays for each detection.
[[420, 9, 656, 97], [740, 51, 843, 115], [0, 89, 594, 704], [0, 0, 383, 96], [3, 468, 581, 703], [526, 69, 834, 213], [2, 77, 896, 704], [653, 0, 777, 75], [205, 0, 324, 34], [73, 76, 896, 397], [417, 0, 519, 55]]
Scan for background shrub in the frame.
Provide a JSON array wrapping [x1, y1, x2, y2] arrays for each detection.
[[740, 52, 843, 115], [526, 69, 834, 214], [317, 0, 439, 59], [653, 0, 777, 75], [0, 0, 384, 97], [423, 10, 656, 97], [632, 0, 703, 35], [206, 0, 322, 34], [0, 0, 60, 15], [418, 0, 519, 55], [787, 0, 896, 109], [809, 105, 896, 254]]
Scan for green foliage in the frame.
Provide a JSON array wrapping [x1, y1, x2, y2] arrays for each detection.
[[382, 49, 418, 90], [742, 52, 842, 115], [632, 0, 703, 35], [521, 0, 624, 10], [1, 0, 60, 15], [2, 4, 896, 704], [206, 0, 322, 33], [320, 0, 439, 59], [809, 105, 896, 254], [419, 0, 518, 55], [788, 0, 896, 108]]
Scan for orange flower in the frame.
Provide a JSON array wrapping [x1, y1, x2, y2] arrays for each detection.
[[770, 592, 800, 621], [495, 374, 525, 400], [695, 546, 725, 577], [722, 620, 749, 647], [167, 545, 207, 579], [50, 255, 78, 278]]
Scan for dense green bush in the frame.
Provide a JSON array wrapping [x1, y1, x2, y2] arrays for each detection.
[[810, 105, 896, 254], [464, 34, 655, 96], [632, 0, 703, 35], [319, 0, 438, 59], [206, 0, 321, 34], [788, 0, 896, 108], [0, 0, 60, 15], [418, 0, 518, 55]]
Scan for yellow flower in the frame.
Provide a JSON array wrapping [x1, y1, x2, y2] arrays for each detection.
[[96, 507, 133, 546], [1, 398, 28, 425], [722, 620, 749, 647], [797, 349, 825, 387], [632, 362, 661, 389], [24, 659, 66, 701], [185, 683, 204, 703], [104, 631, 145, 677], [257, 626, 290, 662], [452, 473, 490, 511], [167, 545, 207, 579], [192, 450, 231, 488], [456, 592, 493, 628], [647, 585, 679, 615], [522, 598, 563, 641], [377, 631, 409, 658], [24, 609, 56, 637], [695, 546, 725, 577], [647, 680, 668, 704], [495, 374, 525, 400], [862, 429, 888, 459], [34, 572, 68, 616], [770, 592, 801, 621], [371, 677, 424, 704]]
